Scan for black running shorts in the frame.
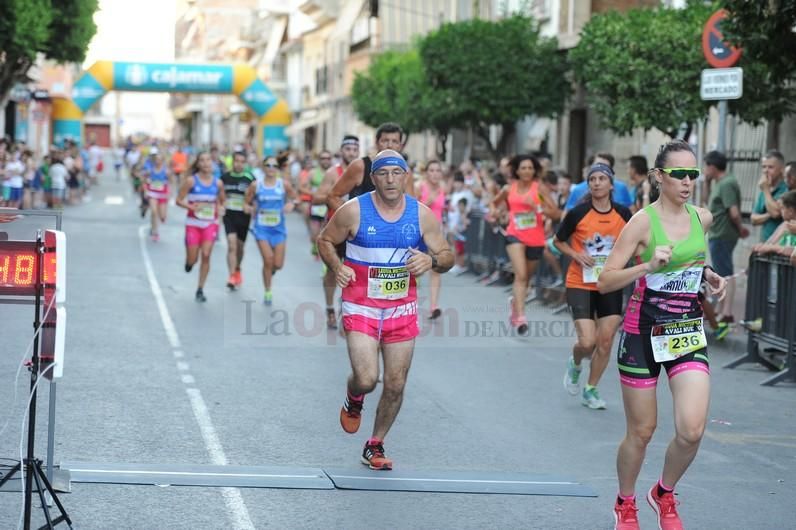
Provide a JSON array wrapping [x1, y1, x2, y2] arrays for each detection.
[[504, 236, 544, 260], [223, 211, 251, 241], [566, 287, 623, 320]]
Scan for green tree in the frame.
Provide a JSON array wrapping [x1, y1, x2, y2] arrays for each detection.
[[0, 0, 98, 104], [419, 15, 570, 159], [570, 1, 716, 139], [721, 0, 796, 121], [351, 49, 461, 158]]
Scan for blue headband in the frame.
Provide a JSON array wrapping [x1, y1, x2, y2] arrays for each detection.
[[587, 163, 615, 181], [371, 155, 408, 174]]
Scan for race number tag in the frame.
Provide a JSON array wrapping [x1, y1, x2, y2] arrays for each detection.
[[258, 209, 281, 227], [310, 204, 328, 218], [367, 266, 410, 300], [226, 195, 245, 211], [150, 180, 166, 192], [195, 203, 216, 220], [650, 317, 707, 363], [582, 255, 608, 284], [514, 212, 537, 230]]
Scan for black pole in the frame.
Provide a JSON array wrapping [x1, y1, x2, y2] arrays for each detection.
[[24, 231, 44, 530]]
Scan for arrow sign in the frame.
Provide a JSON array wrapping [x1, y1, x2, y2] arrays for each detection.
[[702, 9, 742, 68]]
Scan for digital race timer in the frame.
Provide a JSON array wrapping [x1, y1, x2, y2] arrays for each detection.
[[0, 240, 57, 296]]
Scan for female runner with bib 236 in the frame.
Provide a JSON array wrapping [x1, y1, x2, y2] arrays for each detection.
[[597, 140, 726, 530]]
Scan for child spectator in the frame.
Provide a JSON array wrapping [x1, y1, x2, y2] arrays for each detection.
[[49, 151, 68, 209], [753, 190, 796, 264], [448, 197, 470, 275]]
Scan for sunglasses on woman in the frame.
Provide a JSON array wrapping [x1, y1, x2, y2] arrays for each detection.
[[657, 167, 700, 180], [264, 163, 279, 168]]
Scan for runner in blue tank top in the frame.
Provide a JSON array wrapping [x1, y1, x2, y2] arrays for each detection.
[[597, 140, 727, 530], [244, 156, 297, 305]]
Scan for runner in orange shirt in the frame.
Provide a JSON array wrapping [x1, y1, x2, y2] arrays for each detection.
[[554, 163, 632, 410]]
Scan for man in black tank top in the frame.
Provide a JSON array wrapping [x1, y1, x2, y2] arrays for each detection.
[[328, 122, 415, 212], [221, 151, 254, 289], [349, 156, 375, 198]]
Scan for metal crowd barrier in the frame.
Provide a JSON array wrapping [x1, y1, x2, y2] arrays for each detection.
[[463, 210, 509, 275], [461, 211, 568, 311], [724, 253, 796, 386]]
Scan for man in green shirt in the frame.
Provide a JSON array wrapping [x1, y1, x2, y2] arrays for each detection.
[[704, 150, 749, 327], [751, 150, 788, 241]]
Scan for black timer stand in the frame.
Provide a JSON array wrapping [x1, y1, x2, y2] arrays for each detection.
[[0, 233, 72, 529]]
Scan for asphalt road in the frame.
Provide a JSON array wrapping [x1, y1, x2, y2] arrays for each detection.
[[1, 176, 794, 529]]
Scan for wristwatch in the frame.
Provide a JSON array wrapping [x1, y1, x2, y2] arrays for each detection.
[[431, 255, 438, 270]]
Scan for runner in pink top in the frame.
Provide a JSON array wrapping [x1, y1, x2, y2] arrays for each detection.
[[416, 160, 447, 319], [490, 154, 556, 334]]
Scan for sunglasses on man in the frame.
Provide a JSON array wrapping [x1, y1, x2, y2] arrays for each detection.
[[656, 167, 700, 180]]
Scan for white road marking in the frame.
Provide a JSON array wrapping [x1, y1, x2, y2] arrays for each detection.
[[176, 361, 190, 371], [186, 388, 256, 530], [104, 195, 124, 205], [138, 225, 255, 530], [173, 350, 185, 358], [138, 228, 181, 349], [181, 374, 196, 385]]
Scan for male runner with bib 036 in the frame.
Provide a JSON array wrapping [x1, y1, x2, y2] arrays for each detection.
[[597, 140, 726, 530], [318, 150, 453, 470], [177, 152, 227, 302]]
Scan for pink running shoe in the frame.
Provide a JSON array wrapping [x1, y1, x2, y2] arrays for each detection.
[[647, 484, 684, 530]]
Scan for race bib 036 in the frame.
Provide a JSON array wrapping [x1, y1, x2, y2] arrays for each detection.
[[367, 266, 410, 300]]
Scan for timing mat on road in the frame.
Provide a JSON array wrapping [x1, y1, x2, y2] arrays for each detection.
[[58, 461, 597, 497], [324, 468, 597, 496], [60, 461, 334, 490]]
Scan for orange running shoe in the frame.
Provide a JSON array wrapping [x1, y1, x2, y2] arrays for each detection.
[[339, 393, 363, 434], [361, 439, 392, 470], [233, 270, 243, 286], [226, 274, 236, 290], [613, 497, 640, 530]]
